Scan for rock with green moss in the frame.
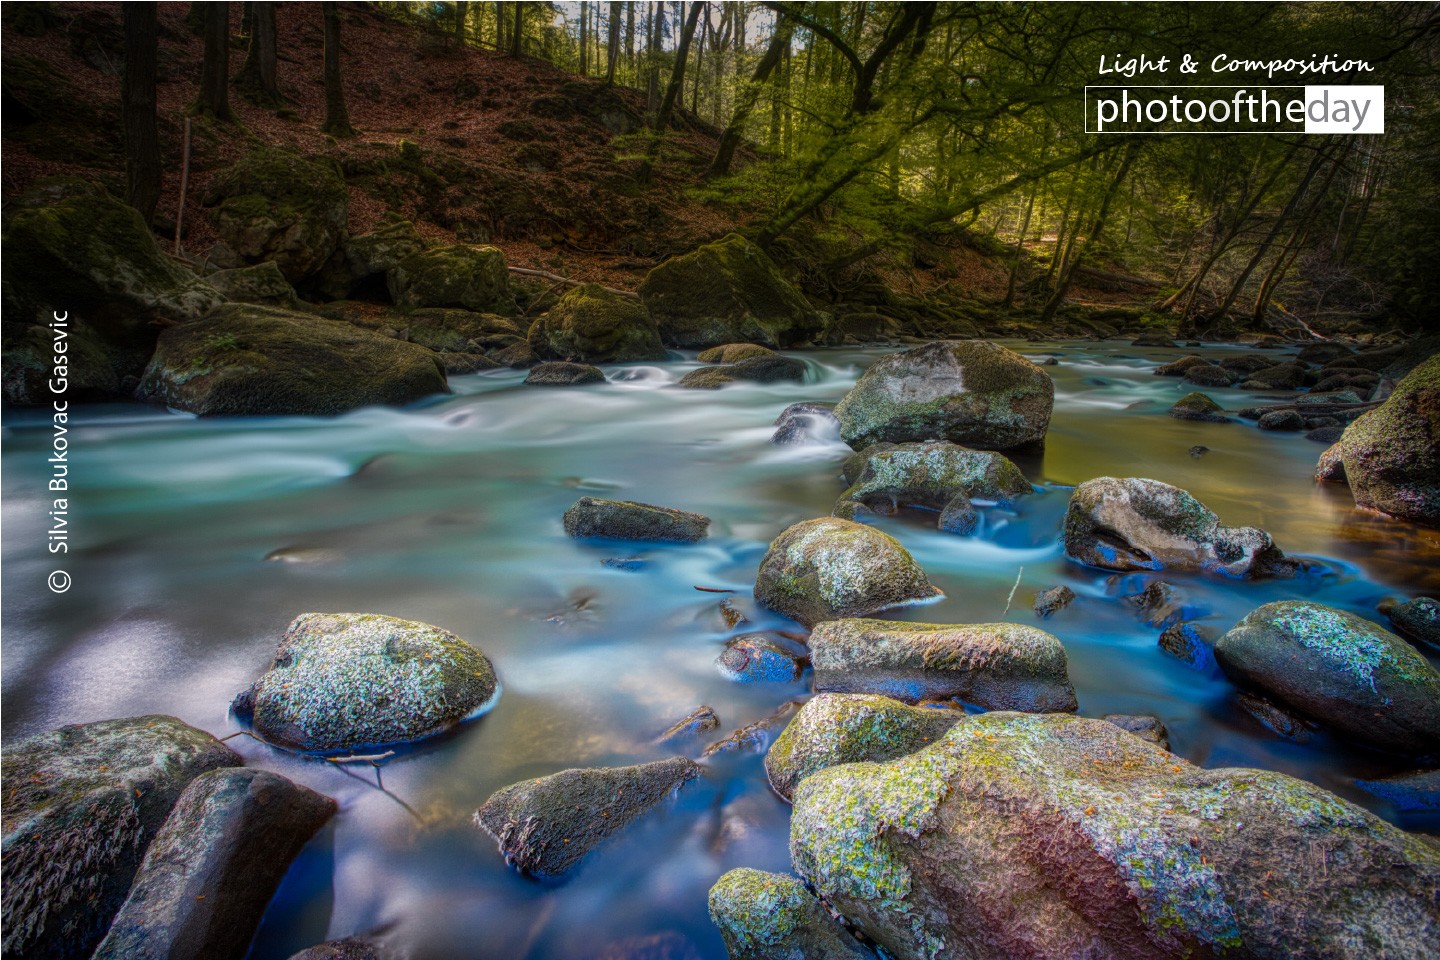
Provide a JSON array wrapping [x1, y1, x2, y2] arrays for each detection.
[[564, 496, 710, 542], [765, 693, 962, 802], [1390, 597, 1440, 650], [205, 261, 298, 306], [527, 283, 666, 362], [92, 768, 335, 960], [698, 343, 775, 363], [1063, 477, 1293, 578], [638, 234, 821, 348], [809, 618, 1077, 712], [321, 219, 430, 298], [1214, 600, 1440, 756], [790, 711, 1440, 960], [137, 303, 448, 416], [388, 244, 512, 313], [475, 757, 700, 877], [525, 361, 606, 386], [1, 716, 241, 960], [834, 441, 1031, 532], [753, 518, 940, 628], [1316, 441, 1347, 483], [708, 868, 873, 959], [677, 354, 807, 389], [833, 341, 1054, 451], [1154, 355, 1212, 377], [405, 308, 524, 353], [1169, 391, 1230, 423], [232, 612, 499, 753], [205, 148, 349, 283], [1339, 353, 1440, 528]]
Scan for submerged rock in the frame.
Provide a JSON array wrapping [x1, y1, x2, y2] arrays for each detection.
[[716, 634, 807, 683], [1169, 391, 1230, 423], [809, 618, 1077, 712], [1127, 580, 1192, 629], [765, 693, 962, 802], [1158, 621, 1219, 672], [833, 340, 1054, 450], [1354, 769, 1440, 813], [1234, 691, 1316, 742], [1, 716, 241, 960], [753, 518, 939, 627], [771, 401, 839, 445], [524, 361, 606, 386], [388, 244, 512, 313], [563, 497, 710, 542], [93, 769, 335, 960], [1389, 597, 1440, 649], [232, 612, 499, 753], [1214, 600, 1440, 755], [1062, 477, 1292, 578], [789, 711, 1440, 960], [833, 441, 1031, 531], [654, 706, 720, 745], [1340, 353, 1440, 527], [708, 869, 871, 960], [527, 284, 665, 362], [1033, 584, 1076, 619], [702, 701, 804, 758], [475, 757, 700, 877]]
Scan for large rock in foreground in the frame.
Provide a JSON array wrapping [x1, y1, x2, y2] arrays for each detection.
[[1340, 353, 1440, 528], [527, 283, 666, 362], [1, 716, 241, 960], [563, 497, 710, 542], [388, 244, 512, 313], [92, 769, 335, 960], [790, 712, 1440, 960], [708, 869, 872, 960], [232, 613, 499, 753], [809, 619, 1077, 712], [475, 757, 700, 877], [1063, 477, 1292, 578], [638, 234, 821, 348], [138, 304, 448, 416], [833, 340, 1054, 450], [1214, 601, 1440, 756], [753, 518, 939, 627]]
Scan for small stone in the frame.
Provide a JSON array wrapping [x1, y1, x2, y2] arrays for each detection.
[[524, 361, 606, 386], [1188, 445, 1210, 458], [563, 497, 710, 542], [1183, 364, 1235, 387], [1169, 391, 1230, 422], [1307, 424, 1346, 444], [1257, 410, 1305, 431], [1155, 355, 1212, 376], [1158, 621, 1219, 672], [716, 634, 807, 683], [1127, 580, 1191, 629], [1101, 713, 1171, 750], [1033, 585, 1076, 619]]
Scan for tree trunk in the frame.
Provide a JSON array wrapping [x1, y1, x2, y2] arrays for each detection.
[[637, 0, 703, 184], [195, 2, 232, 120], [495, 0, 506, 49], [453, 1, 467, 46], [579, 1, 589, 75], [1040, 144, 1139, 325], [647, 3, 665, 117], [237, 1, 280, 104], [510, 2, 523, 56], [123, 2, 161, 224], [606, 1, 621, 83], [1003, 182, 1040, 308], [322, 1, 354, 136], [625, 2, 635, 82]]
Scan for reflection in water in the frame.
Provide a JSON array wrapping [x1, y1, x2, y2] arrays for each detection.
[[2, 341, 1436, 959]]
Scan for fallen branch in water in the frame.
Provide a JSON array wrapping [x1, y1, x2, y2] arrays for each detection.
[[1001, 566, 1024, 618], [508, 266, 640, 299]]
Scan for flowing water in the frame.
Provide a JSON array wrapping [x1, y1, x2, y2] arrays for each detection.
[[3, 341, 1438, 959]]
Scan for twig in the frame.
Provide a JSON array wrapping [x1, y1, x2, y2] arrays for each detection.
[[1001, 566, 1023, 618], [507, 266, 639, 299], [693, 585, 736, 593]]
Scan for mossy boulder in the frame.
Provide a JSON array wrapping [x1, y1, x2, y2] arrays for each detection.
[[2, 321, 119, 403], [833, 340, 1054, 450], [205, 261, 297, 306], [771, 401, 839, 445], [1214, 601, 1440, 756], [708, 869, 872, 960], [1169, 391, 1230, 423], [1063, 477, 1293, 578], [765, 693, 963, 802], [475, 757, 700, 877], [231, 612, 499, 753], [524, 361, 606, 385], [1339, 353, 1440, 527], [638, 234, 821, 348], [1184, 364, 1236, 388], [527, 284, 665, 362], [698, 342, 775, 363], [834, 441, 1031, 531], [205, 148, 349, 283], [753, 518, 940, 628], [563, 496, 710, 542], [676, 354, 807, 389], [388, 244, 512, 313], [809, 618, 1077, 712], [1390, 597, 1440, 649], [137, 304, 448, 416], [1258, 409, 1305, 431], [92, 769, 335, 960], [790, 711, 1440, 960], [1, 716, 241, 960], [339, 219, 428, 294], [1154, 355, 1212, 377], [404, 308, 524, 353]]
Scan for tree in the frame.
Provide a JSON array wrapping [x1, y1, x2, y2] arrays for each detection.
[[606, 0, 621, 84], [637, 0, 704, 184], [453, 1, 468, 47], [194, 1, 232, 120], [237, 0, 281, 105], [122, 2, 161, 224], [509, 2, 523, 57], [707, 15, 792, 178], [322, 1, 354, 136]]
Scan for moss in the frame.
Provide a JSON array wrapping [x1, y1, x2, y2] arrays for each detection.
[[388, 244, 513, 313], [1340, 354, 1440, 527], [697, 343, 774, 363], [707, 869, 810, 948], [528, 283, 664, 362]]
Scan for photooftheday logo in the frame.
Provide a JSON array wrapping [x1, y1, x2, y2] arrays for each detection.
[[1085, 86, 1384, 134]]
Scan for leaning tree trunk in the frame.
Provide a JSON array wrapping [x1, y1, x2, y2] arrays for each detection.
[[321, 2, 354, 136], [237, 0, 280, 104], [1040, 144, 1139, 326], [123, 2, 161, 223], [195, 1, 232, 120], [636, 0, 704, 185], [706, 17, 792, 178]]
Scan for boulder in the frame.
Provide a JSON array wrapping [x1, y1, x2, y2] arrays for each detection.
[[137, 304, 448, 416], [1102, 713, 1170, 749], [475, 757, 700, 877], [527, 284, 666, 362], [1243, 361, 1307, 390], [833, 340, 1054, 450], [1257, 410, 1305, 431], [1131, 332, 1176, 347], [326, 219, 428, 298], [287, 938, 396, 960], [1316, 442, 1347, 483], [563, 497, 710, 542], [388, 244, 512, 313], [1389, 597, 1440, 649], [1183, 364, 1236, 388], [441, 353, 503, 375], [1, 716, 241, 960], [764, 693, 962, 802], [1214, 600, 1440, 755], [808, 618, 1078, 712], [1033, 584, 1076, 619], [1339, 353, 1440, 527], [205, 148, 348, 283], [1154, 355, 1212, 377], [675, 354, 807, 389], [1168, 391, 1229, 423], [637, 234, 821, 348], [1354, 769, 1440, 813], [698, 343, 774, 363], [1297, 342, 1355, 364], [753, 518, 939, 627], [1062, 477, 1292, 578], [708, 869, 872, 960], [405, 308, 524, 353], [524, 361, 606, 386], [205, 261, 297, 306], [833, 441, 1031, 530], [490, 340, 539, 367], [790, 711, 1440, 960], [1220, 354, 1276, 375], [92, 769, 335, 960], [771, 401, 839, 445], [232, 612, 499, 753], [716, 634, 807, 683], [2, 321, 120, 403]]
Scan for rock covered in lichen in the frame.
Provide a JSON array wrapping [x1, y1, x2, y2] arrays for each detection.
[[789, 711, 1440, 960], [707, 868, 872, 959], [1, 716, 241, 960], [1390, 597, 1440, 650], [771, 401, 839, 445], [232, 613, 499, 753], [1169, 391, 1230, 423], [1063, 476, 1293, 578], [753, 518, 939, 627], [765, 693, 962, 802], [808, 618, 1077, 712], [388, 244, 512, 313], [833, 340, 1054, 450], [205, 261, 298, 307], [474, 757, 700, 877], [1340, 353, 1440, 527], [1214, 601, 1440, 756], [563, 496, 710, 542], [524, 361, 606, 386], [527, 283, 666, 362], [833, 441, 1031, 531]]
